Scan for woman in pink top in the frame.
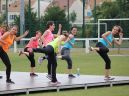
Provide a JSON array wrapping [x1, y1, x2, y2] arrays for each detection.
[[39, 21, 62, 79], [19, 31, 42, 76]]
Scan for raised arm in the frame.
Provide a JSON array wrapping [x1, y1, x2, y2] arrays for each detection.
[[113, 32, 123, 46], [54, 24, 62, 38], [14, 30, 29, 41]]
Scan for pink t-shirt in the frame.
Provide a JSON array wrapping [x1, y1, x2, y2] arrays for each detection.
[[26, 37, 39, 48], [43, 30, 54, 46]]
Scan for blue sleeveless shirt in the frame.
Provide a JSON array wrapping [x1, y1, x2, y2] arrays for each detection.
[[99, 32, 113, 47], [63, 37, 75, 49]]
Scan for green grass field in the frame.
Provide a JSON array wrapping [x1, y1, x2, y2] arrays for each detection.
[[0, 48, 129, 96]]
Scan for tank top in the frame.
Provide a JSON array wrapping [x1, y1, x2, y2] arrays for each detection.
[[43, 29, 54, 47], [63, 37, 75, 49], [26, 37, 39, 48], [99, 32, 113, 47], [48, 37, 61, 53], [0, 32, 15, 52]]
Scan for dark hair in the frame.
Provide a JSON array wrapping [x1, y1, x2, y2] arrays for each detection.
[[62, 31, 69, 38], [36, 30, 42, 35], [70, 26, 77, 34], [46, 21, 54, 29]]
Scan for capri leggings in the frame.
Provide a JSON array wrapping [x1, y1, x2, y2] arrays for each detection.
[[61, 47, 72, 69], [24, 47, 35, 67], [96, 42, 111, 69]]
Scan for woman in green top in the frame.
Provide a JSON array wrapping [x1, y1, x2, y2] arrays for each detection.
[[28, 33, 69, 85]]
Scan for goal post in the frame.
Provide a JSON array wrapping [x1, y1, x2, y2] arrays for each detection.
[[98, 18, 129, 39]]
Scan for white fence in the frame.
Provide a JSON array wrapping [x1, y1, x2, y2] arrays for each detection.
[[13, 38, 129, 53]]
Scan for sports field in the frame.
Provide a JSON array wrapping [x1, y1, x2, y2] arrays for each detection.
[[0, 48, 129, 96]]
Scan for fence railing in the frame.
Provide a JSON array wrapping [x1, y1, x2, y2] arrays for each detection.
[[13, 38, 129, 53]]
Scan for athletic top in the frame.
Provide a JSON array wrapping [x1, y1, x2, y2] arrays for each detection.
[[43, 29, 54, 47], [26, 37, 39, 48], [63, 37, 75, 49], [0, 32, 15, 52], [99, 32, 113, 47], [49, 37, 64, 53]]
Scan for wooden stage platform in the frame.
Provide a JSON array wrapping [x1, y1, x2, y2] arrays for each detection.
[[0, 71, 129, 95]]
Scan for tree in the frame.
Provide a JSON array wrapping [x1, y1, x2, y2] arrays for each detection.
[[0, 13, 6, 25], [92, 0, 129, 37], [14, 5, 40, 37], [69, 10, 77, 23], [42, 6, 70, 33]]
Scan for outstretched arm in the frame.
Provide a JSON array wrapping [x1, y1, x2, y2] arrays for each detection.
[[14, 30, 29, 41]]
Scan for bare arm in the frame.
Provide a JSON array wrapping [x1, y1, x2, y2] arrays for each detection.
[[0, 32, 9, 44], [14, 30, 29, 41], [57, 24, 62, 35], [54, 24, 62, 38], [102, 31, 112, 46], [113, 32, 123, 46]]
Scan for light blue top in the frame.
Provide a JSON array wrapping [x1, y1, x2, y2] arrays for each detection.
[[99, 32, 113, 47], [63, 37, 75, 49]]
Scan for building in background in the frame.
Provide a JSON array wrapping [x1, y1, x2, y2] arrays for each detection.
[[0, 0, 115, 25]]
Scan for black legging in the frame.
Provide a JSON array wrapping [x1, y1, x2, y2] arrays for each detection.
[[96, 42, 111, 69], [61, 47, 72, 69], [42, 46, 52, 75], [33, 45, 57, 82], [24, 47, 35, 67], [0, 46, 11, 81]]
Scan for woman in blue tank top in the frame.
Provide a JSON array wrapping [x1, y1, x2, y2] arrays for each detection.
[[89, 25, 123, 80]]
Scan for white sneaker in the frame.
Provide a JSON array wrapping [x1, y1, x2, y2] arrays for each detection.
[[49, 81, 61, 85], [104, 77, 115, 80]]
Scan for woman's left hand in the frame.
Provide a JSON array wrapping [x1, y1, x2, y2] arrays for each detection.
[[119, 32, 123, 38], [24, 30, 29, 36]]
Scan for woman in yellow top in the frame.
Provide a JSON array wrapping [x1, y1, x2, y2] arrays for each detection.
[[28, 33, 69, 85], [0, 25, 29, 84]]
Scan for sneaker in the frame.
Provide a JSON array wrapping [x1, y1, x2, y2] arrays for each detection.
[[46, 74, 52, 80], [6, 79, 15, 84], [89, 46, 93, 51], [104, 77, 115, 80], [38, 56, 44, 64], [0, 76, 3, 79], [50, 81, 61, 85], [19, 50, 23, 56], [68, 74, 76, 78], [30, 73, 38, 77]]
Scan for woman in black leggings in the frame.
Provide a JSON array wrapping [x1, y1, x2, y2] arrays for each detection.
[[28, 34, 68, 85], [90, 25, 123, 80], [0, 25, 28, 84]]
